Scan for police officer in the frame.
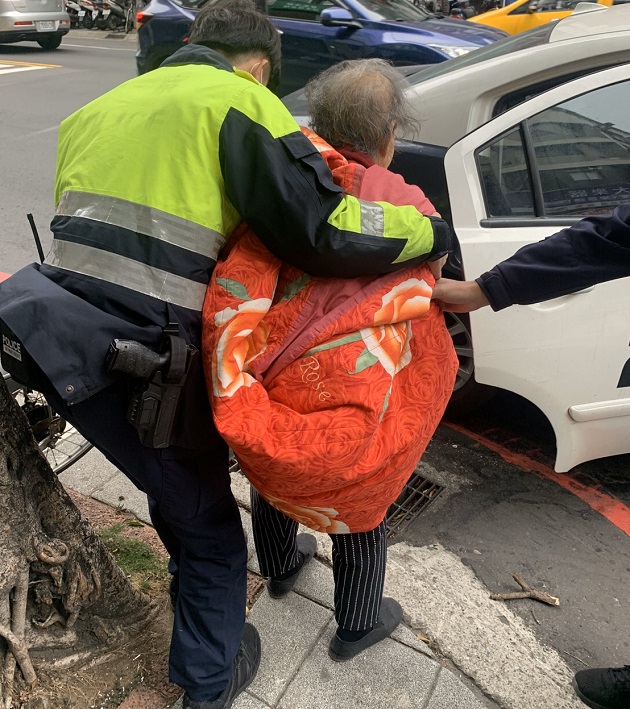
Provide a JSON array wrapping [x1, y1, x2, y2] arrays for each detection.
[[0, 2, 452, 707]]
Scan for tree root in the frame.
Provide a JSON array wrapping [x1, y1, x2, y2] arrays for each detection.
[[2, 569, 33, 708], [0, 621, 37, 689], [36, 542, 69, 566]]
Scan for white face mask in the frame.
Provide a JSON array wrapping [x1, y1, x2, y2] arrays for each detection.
[[248, 61, 265, 84]]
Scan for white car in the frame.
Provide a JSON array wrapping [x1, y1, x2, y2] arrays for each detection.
[[284, 3, 630, 472]]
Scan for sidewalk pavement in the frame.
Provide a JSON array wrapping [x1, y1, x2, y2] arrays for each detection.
[[67, 28, 137, 41], [59, 455, 498, 709]]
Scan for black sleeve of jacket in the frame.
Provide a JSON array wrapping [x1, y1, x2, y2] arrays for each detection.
[[218, 107, 451, 278], [476, 203, 630, 311]]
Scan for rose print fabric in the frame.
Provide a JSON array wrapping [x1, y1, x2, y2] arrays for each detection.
[[202, 129, 458, 533]]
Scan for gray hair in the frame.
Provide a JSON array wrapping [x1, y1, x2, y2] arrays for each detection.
[[305, 59, 417, 160]]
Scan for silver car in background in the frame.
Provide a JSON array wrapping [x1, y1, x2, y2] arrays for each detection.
[[0, 0, 70, 50]]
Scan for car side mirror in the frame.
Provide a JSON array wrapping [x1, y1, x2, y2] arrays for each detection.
[[527, 2, 539, 10], [320, 7, 361, 28]]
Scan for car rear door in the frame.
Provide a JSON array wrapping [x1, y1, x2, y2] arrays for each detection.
[[442, 63, 630, 472]]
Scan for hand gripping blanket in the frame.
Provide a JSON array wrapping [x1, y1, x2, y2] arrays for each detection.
[[202, 129, 458, 533]]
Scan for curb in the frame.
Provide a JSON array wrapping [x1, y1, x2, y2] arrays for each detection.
[[67, 28, 137, 42]]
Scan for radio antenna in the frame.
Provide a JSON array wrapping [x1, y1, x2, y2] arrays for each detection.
[[26, 214, 45, 264]]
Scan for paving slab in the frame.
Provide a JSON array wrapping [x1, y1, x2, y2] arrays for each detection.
[[58, 447, 120, 497], [292, 556, 335, 610], [233, 692, 273, 709], [426, 667, 490, 709], [240, 508, 258, 568], [390, 622, 435, 659], [231, 470, 252, 509], [60, 447, 152, 523], [92, 473, 151, 523], [246, 591, 333, 706], [172, 692, 271, 709], [278, 618, 439, 709]]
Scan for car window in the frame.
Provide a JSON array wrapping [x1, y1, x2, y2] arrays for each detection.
[[356, 0, 432, 21], [493, 67, 616, 116], [406, 24, 554, 85], [477, 127, 536, 217], [184, 0, 267, 8], [477, 78, 630, 219], [268, 0, 335, 19], [530, 79, 630, 216]]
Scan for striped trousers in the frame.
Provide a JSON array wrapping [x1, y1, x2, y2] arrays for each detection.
[[250, 488, 387, 632]]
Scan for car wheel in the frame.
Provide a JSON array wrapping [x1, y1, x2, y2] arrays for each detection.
[[443, 311, 495, 417], [37, 35, 62, 50]]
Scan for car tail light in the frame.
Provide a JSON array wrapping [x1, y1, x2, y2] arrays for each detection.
[[136, 11, 151, 29], [14, 20, 34, 24]]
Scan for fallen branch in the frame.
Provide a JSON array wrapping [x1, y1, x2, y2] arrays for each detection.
[[490, 573, 560, 607]]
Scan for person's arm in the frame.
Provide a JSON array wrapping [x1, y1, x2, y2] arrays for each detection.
[[431, 279, 489, 311], [218, 84, 451, 278], [479, 205, 630, 310], [433, 204, 630, 312]]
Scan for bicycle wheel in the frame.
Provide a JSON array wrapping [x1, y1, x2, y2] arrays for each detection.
[[4, 374, 93, 474]]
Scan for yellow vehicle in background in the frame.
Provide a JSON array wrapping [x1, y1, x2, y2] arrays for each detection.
[[470, 0, 613, 35]]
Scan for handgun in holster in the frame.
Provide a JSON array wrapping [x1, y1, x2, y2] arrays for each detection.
[[105, 326, 198, 449]]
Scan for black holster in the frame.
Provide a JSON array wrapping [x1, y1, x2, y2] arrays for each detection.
[[105, 325, 198, 449]]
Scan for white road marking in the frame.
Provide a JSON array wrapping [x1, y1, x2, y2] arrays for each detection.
[[0, 65, 43, 75], [0, 59, 62, 76], [26, 126, 59, 137]]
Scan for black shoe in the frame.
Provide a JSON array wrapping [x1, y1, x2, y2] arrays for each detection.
[[572, 665, 630, 709], [267, 533, 317, 599], [183, 624, 261, 709], [328, 597, 403, 662]]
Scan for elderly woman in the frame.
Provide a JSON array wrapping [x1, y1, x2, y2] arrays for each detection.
[[304, 59, 440, 217], [202, 59, 457, 662]]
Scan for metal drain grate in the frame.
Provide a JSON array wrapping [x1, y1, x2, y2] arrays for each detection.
[[230, 456, 442, 539], [386, 469, 443, 538]]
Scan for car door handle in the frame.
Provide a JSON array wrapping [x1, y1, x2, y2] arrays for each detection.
[[529, 286, 594, 311], [564, 286, 595, 296]]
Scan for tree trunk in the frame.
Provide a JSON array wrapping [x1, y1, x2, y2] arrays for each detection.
[[0, 377, 157, 708]]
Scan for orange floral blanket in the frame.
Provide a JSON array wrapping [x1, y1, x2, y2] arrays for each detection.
[[202, 130, 458, 533]]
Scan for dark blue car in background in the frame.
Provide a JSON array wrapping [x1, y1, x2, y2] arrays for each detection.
[[136, 0, 507, 96]]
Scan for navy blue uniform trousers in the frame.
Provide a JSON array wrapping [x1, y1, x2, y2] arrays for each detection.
[[38, 377, 247, 702]]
